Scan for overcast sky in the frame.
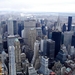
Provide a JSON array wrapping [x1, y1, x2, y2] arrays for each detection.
[[0, 0, 75, 12]]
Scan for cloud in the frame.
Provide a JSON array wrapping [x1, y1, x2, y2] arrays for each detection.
[[0, 0, 75, 12]]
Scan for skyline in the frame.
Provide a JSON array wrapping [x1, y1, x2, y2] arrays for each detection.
[[0, 0, 75, 13]]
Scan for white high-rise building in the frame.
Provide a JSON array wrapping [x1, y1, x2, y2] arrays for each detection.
[[40, 40, 44, 52], [7, 35, 18, 47], [9, 46, 16, 75], [14, 38, 21, 63], [40, 56, 50, 75], [28, 66, 38, 75], [32, 40, 40, 69], [1, 51, 7, 64], [24, 20, 36, 50], [21, 29, 25, 38], [32, 40, 39, 62], [24, 20, 36, 43], [14, 38, 21, 72]]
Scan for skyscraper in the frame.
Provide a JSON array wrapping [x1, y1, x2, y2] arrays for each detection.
[[40, 39, 55, 69], [7, 20, 18, 35], [14, 38, 21, 62], [18, 21, 24, 37], [48, 29, 52, 39], [71, 35, 75, 48], [62, 23, 66, 32], [64, 31, 74, 48], [7, 35, 17, 47], [0, 34, 3, 54], [14, 38, 21, 72], [40, 39, 44, 53], [7, 20, 14, 35], [32, 40, 40, 69], [46, 39, 55, 59], [1, 50, 8, 65], [1, 21, 7, 35], [13, 20, 18, 35], [71, 25, 75, 31], [39, 56, 50, 75], [42, 25, 47, 35], [52, 32, 61, 57], [9, 46, 16, 75], [42, 39, 47, 56], [24, 20, 36, 44], [41, 39, 55, 57], [68, 16, 72, 31], [36, 27, 42, 38], [56, 16, 61, 31], [46, 39, 55, 69], [28, 28, 36, 50], [21, 29, 25, 38], [56, 50, 67, 64], [28, 66, 38, 75]]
